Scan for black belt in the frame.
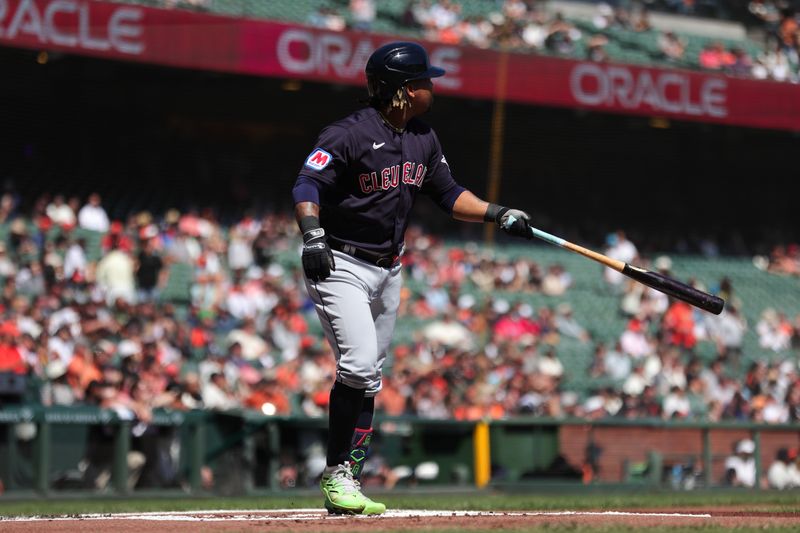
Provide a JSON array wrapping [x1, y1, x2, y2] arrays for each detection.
[[327, 238, 400, 268]]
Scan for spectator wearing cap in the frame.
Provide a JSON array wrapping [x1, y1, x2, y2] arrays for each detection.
[[41, 360, 75, 405], [724, 439, 757, 487], [77, 193, 110, 233]]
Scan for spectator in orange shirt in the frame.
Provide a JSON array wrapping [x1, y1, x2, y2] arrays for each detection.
[[663, 300, 697, 349], [244, 377, 290, 415], [699, 42, 735, 70], [66, 343, 102, 393], [0, 321, 25, 374], [778, 8, 798, 51]]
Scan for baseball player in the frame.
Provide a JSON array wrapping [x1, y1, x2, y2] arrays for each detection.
[[292, 41, 533, 515]]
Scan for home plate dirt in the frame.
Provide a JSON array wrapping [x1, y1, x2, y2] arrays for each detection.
[[1, 508, 797, 531]]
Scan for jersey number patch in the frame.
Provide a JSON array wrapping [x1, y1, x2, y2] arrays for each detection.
[[305, 149, 332, 171]]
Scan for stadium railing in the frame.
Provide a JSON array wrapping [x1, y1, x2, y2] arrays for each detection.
[[1, 406, 797, 495]]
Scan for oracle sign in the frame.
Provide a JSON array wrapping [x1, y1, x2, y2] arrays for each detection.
[[276, 28, 462, 89], [569, 63, 727, 118], [0, 0, 144, 55]]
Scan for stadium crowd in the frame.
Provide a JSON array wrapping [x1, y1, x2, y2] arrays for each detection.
[[117, 0, 800, 82], [0, 191, 796, 425], [0, 191, 797, 489], [303, 0, 800, 82]]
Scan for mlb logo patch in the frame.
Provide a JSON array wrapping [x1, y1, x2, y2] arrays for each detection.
[[305, 149, 332, 171]]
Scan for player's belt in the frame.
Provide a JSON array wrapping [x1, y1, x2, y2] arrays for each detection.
[[327, 238, 400, 268]]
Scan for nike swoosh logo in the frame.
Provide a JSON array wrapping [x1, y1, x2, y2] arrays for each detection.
[[372, 142, 385, 149]]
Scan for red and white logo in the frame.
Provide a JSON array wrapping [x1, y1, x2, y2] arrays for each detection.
[[304, 148, 332, 171]]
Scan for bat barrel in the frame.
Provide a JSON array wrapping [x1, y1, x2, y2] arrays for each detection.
[[526, 225, 725, 315], [622, 264, 725, 315]]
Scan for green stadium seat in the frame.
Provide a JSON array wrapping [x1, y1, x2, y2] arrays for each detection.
[[162, 262, 194, 303]]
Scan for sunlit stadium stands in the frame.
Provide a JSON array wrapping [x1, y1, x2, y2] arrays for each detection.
[[112, 0, 767, 73]]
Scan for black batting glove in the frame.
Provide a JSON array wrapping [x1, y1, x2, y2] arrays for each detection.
[[485, 203, 533, 239], [302, 227, 336, 282]]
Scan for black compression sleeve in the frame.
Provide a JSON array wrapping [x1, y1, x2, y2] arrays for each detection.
[[484, 203, 506, 223], [299, 216, 321, 235], [327, 382, 366, 466]]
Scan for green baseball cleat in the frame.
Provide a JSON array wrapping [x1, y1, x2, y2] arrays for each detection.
[[320, 462, 386, 515]]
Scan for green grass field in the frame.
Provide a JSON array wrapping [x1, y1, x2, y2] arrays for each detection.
[[0, 489, 798, 519]]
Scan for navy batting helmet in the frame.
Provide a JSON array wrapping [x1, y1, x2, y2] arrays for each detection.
[[365, 42, 445, 102]]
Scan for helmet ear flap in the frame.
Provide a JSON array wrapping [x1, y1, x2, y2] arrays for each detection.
[[367, 75, 391, 102], [367, 75, 381, 98]]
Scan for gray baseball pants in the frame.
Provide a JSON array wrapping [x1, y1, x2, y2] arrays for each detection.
[[304, 250, 402, 396]]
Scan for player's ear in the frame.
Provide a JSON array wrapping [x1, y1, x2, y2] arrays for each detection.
[[403, 83, 414, 101]]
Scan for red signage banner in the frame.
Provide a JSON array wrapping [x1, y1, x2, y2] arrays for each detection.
[[2, 0, 799, 131]]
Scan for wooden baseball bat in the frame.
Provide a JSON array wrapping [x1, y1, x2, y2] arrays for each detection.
[[524, 225, 725, 315]]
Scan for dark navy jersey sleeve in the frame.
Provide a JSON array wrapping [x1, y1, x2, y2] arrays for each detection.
[[421, 129, 466, 213], [293, 125, 352, 203]]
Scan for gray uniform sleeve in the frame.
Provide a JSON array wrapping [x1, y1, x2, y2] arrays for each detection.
[[421, 129, 466, 213]]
